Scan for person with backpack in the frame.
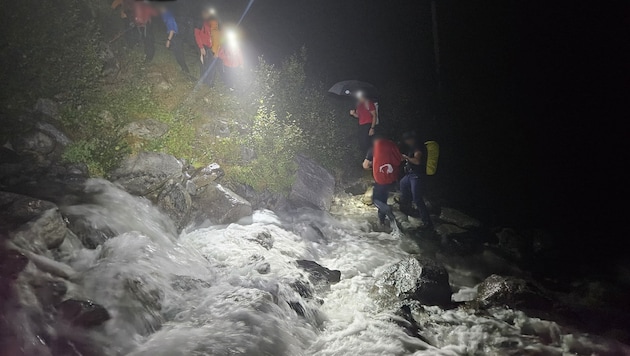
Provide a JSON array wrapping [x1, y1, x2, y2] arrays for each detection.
[[158, 5, 190, 74], [399, 132, 434, 230], [363, 129, 402, 229], [350, 93, 378, 156]]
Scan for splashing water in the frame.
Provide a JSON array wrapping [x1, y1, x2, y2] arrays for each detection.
[[8, 179, 628, 355]]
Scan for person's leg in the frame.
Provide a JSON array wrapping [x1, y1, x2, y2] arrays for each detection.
[[410, 174, 433, 227], [373, 183, 395, 223], [399, 174, 413, 210], [171, 36, 190, 73], [358, 124, 371, 155], [143, 23, 155, 62]]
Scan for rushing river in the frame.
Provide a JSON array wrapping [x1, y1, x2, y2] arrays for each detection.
[[10, 179, 628, 355]]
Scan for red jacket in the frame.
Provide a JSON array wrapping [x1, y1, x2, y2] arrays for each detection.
[[219, 46, 243, 68], [133, 2, 156, 26], [372, 139, 402, 185], [194, 22, 213, 49]]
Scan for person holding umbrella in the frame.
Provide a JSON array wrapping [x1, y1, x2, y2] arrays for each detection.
[[349, 92, 378, 155]]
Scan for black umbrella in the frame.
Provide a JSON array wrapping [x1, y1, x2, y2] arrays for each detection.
[[328, 80, 378, 99]]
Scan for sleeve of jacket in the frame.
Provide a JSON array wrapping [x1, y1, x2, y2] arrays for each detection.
[[194, 29, 203, 49]]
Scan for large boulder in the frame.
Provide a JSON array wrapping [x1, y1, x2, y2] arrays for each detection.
[[157, 182, 192, 231], [109, 152, 183, 196], [378, 257, 452, 306], [125, 119, 169, 140], [34, 122, 71, 146], [474, 274, 553, 311], [0, 247, 28, 280], [191, 182, 252, 225], [439, 207, 481, 229], [289, 155, 335, 211], [10, 130, 56, 157], [1, 192, 70, 250]]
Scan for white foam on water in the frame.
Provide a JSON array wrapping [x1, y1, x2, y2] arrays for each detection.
[[9, 180, 627, 355]]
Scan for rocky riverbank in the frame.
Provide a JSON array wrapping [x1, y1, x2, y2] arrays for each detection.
[[1, 116, 630, 355]]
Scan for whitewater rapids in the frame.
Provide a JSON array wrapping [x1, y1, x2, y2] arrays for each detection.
[[19, 179, 627, 355]]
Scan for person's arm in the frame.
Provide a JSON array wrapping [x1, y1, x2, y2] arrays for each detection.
[[368, 110, 377, 135], [403, 150, 422, 165], [362, 159, 373, 170], [349, 109, 358, 118], [166, 30, 174, 47]]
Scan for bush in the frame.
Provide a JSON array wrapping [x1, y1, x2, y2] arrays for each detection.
[[0, 0, 103, 108]]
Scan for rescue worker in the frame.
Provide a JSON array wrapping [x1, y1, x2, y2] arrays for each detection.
[[350, 93, 378, 156], [363, 129, 402, 229], [399, 132, 434, 230], [158, 6, 190, 73], [194, 14, 213, 86], [132, 1, 157, 62], [218, 30, 243, 90]]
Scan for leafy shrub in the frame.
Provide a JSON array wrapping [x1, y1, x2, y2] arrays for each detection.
[[0, 0, 103, 107]]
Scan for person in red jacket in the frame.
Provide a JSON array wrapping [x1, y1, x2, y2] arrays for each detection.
[[194, 13, 214, 86], [363, 129, 402, 228], [132, 1, 157, 62], [218, 30, 244, 90], [350, 92, 378, 155]]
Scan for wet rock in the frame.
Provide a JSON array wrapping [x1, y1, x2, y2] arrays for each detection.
[[439, 207, 481, 229], [157, 182, 192, 231], [34, 98, 60, 120], [287, 301, 305, 317], [10, 130, 56, 157], [30, 277, 68, 307], [34, 121, 71, 146], [378, 257, 452, 306], [191, 163, 224, 189], [289, 154, 335, 211], [474, 274, 553, 311], [296, 260, 341, 284], [170, 275, 211, 292], [393, 305, 432, 344], [0, 248, 28, 280], [436, 223, 467, 237], [1, 192, 69, 250], [245, 230, 274, 250], [110, 152, 183, 196], [125, 119, 169, 140], [191, 182, 252, 225], [58, 299, 110, 327], [255, 262, 271, 274], [289, 280, 313, 298], [65, 215, 114, 249]]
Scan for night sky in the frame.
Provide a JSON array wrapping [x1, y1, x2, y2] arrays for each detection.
[[210, 0, 627, 263]]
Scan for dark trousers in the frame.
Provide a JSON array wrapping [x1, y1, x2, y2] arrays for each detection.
[[169, 35, 189, 73], [221, 65, 238, 89], [400, 174, 432, 226], [199, 47, 217, 86], [139, 23, 155, 62], [373, 183, 395, 223], [359, 124, 372, 156]]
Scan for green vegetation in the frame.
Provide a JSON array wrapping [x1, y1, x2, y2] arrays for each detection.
[[1, 1, 357, 193]]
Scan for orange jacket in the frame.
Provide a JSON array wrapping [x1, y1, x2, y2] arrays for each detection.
[[209, 20, 221, 56], [194, 22, 213, 49]]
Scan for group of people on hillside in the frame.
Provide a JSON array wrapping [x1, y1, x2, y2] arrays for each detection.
[[351, 96, 434, 231], [111, 0, 243, 89]]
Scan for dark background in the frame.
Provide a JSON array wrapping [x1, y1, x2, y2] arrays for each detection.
[[200, 0, 627, 267]]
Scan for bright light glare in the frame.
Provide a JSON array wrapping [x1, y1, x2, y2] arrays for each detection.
[[356, 90, 364, 98], [226, 29, 239, 48], [209, 8, 216, 15]]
